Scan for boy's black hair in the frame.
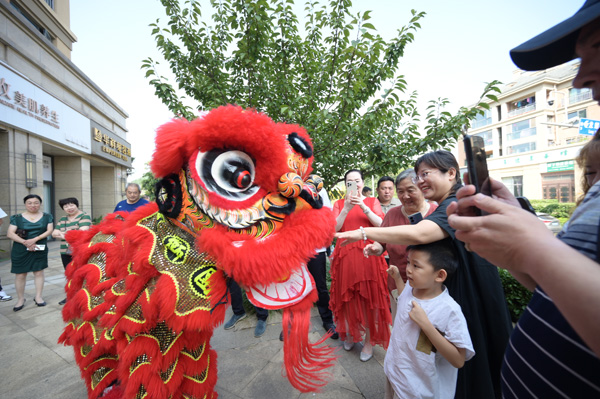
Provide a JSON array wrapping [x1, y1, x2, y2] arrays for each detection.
[[407, 238, 458, 277], [58, 197, 79, 209]]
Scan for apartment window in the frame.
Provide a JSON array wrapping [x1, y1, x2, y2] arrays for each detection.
[[507, 119, 536, 141], [45, 0, 54, 8], [502, 176, 523, 197], [472, 109, 492, 129], [508, 96, 536, 117], [569, 88, 592, 104], [567, 109, 587, 124], [11, 2, 54, 41], [507, 142, 536, 154], [498, 127, 503, 156]]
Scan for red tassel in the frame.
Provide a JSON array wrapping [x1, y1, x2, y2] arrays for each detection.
[[282, 296, 338, 392]]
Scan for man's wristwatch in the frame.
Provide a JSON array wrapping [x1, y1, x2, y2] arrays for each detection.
[[516, 196, 536, 215]]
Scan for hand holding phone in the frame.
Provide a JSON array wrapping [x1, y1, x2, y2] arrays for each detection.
[[464, 134, 491, 215], [346, 181, 358, 198]]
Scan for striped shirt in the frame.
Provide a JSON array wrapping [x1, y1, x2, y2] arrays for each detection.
[[55, 212, 92, 254], [501, 182, 600, 398]]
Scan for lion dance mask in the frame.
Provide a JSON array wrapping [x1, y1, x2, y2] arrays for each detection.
[[59, 105, 337, 399]]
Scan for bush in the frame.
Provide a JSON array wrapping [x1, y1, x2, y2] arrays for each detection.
[[529, 199, 575, 219], [498, 268, 533, 322]]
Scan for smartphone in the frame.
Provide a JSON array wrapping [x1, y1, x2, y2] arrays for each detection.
[[464, 134, 491, 215], [407, 212, 423, 224], [346, 181, 358, 197]]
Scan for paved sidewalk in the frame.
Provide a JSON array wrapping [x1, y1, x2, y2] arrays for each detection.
[[0, 242, 387, 398]]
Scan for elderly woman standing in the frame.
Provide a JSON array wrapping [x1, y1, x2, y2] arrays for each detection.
[[337, 151, 512, 399], [52, 197, 91, 305], [330, 169, 392, 362], [365, 169, 438, 321], [7, 194, 54, 311]]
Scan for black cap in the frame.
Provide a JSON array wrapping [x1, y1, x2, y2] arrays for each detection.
[[510, 0, 600, 71]]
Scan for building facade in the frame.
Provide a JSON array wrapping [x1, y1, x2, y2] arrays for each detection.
[[459, 61, 598, 203], [0, 0, 131, 257]]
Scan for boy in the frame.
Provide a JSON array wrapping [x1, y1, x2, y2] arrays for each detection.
[[384, 239, 474, 399]]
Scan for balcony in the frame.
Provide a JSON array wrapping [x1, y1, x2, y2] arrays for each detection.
[[508, 103, 536, 118], [507, 127, 536, 141], [472, 117, 492, 129], [569, 90, 592, 105]]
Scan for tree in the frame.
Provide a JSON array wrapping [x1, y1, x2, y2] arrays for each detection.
[[139, 163, 160, 201], [142, 0, 500, 189]]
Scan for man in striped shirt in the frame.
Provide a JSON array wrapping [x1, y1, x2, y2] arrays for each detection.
[[446, 2, 600, 396]]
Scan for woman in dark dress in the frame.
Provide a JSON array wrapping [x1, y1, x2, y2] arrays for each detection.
[[7, 194, 54, 311], [336, 151, 512, 399]]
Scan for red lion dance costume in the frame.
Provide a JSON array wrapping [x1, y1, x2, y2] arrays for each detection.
[[59, 105, 337, 398]]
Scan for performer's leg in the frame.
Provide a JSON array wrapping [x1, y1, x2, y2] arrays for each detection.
[[228, 279, 246, 316], [306, 252, 333, 325]]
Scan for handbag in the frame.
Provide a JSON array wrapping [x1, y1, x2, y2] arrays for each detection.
[[15, 214, 28, 239]]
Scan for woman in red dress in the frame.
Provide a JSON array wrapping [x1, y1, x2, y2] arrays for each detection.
[[330, 169, 392, 362]]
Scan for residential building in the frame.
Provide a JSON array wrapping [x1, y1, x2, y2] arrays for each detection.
[[0, 0, 131, 257], [459, 60, 599, 203]]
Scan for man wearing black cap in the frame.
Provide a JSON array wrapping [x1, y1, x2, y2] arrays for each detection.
[[452, 2, 600, 398]]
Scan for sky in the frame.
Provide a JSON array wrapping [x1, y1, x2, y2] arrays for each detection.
[[70, 0, 582, 180]]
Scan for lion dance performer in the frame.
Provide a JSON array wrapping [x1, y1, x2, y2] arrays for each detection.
[[59, 105, 337, 398]]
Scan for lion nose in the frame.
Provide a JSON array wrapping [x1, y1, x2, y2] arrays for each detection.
[[278, 173, 304, 198]]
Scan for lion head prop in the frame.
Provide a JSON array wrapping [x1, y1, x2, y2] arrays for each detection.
[[59, 105, 336, 399]]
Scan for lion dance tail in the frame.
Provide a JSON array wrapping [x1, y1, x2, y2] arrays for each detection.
[[281, 294, 337, 392]]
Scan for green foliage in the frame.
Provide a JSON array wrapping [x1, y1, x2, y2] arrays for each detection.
[[92, 216, 104, 225], [139, 163, 161, 201], [498, 268, 532, 322], [530, 199, 575, 219], [144, 0, 501, 189]]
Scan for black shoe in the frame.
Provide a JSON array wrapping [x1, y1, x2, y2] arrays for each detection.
[[59, 298, 67, 305], [13, 298, 26, 312], [33, 299, 47, 307], [323, 323, 339, 340], [279, 330, 284, 342]]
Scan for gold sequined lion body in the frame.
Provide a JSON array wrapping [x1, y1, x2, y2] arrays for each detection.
[[59, 106, 336, 399]]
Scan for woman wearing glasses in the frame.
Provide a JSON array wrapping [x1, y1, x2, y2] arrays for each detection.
[[336, 151, 512, 399]]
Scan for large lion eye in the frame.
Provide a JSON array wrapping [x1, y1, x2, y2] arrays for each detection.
[[195, 150, 259, 200]]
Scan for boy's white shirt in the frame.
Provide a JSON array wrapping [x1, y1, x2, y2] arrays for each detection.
[[0, 207, 6, 219], [384, 284, 475, 399]]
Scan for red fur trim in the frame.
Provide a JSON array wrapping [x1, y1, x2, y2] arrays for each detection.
[[98, 384, 124, 399], [282, 294, 337, 392], [151, 106, 300, 201], [199, 207, 335, 286]]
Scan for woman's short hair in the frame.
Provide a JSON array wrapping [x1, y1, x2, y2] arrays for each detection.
[[59, 197, 79, 209], [23, 194, 42, 204], [414, 150, 462, 191], [344, 169, 364, 182], [395, 169, 416, 186]]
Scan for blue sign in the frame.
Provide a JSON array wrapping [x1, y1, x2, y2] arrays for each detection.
[[579, 118, 600, 136]]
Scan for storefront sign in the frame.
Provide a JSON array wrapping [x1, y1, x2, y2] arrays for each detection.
[[579, 118, 600, 136], [547, 160, 574, 172], [0, 63, 91, 152], [90, 121, 132, 167]]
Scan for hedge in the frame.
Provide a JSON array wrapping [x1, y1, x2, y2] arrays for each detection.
[[498, 269, 533, 322]]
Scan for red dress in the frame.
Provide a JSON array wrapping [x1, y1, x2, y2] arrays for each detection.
[[330, 197, 392, 348]]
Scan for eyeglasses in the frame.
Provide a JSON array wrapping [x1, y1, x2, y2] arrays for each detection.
[[411, 170, 438, 184]]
